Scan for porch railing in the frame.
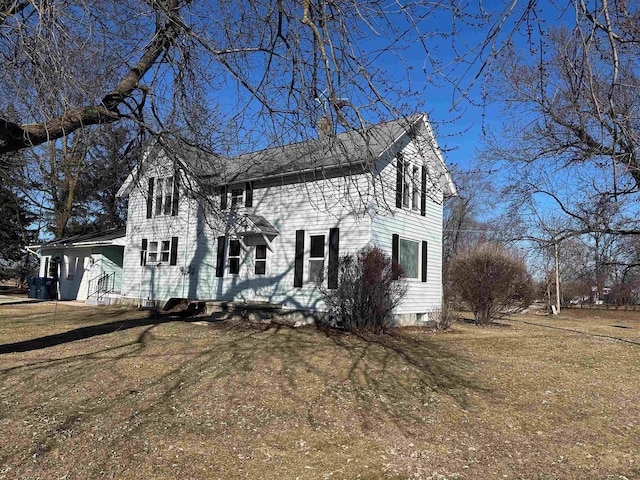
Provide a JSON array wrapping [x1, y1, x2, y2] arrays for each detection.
[[87, 271, 116, 302]]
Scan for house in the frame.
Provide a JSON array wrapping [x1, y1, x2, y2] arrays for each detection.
[[114, 114, 456, 324], [28, 227, 126, 303]]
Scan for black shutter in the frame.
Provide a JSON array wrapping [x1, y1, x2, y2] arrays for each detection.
[[146, 178, 154, 219], [421, 241, 428, 282], [141, 239, 147, 266], [395, 155, 403, 208], [220, 185, 227, 210], [392, 234, 399, 279], [172, 177, 179, 216], [328, 227, 340, 289], [216, 236, 226, 277], [420, 166, 427, 216], [245, 181, 253, 207], [294, 230, 305, 288], [170, 237, 179, 265]]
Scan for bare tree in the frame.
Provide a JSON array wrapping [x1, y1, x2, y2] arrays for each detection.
[[0, 1, 551, 156], [443, 166, 496, 264], [486, 1, 640, 194]]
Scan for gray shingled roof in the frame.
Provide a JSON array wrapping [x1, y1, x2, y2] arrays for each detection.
[[176, 115, 421, 185], [38, 227, 126, 247]]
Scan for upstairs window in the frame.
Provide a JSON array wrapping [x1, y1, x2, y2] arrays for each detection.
[[403, 167, 411, 208], [220, 182, 254, 210], [412, 166, 420, 211], [147, 176, 178, 218], [231, 188, 243, 207], [396, 156, 426, 215]]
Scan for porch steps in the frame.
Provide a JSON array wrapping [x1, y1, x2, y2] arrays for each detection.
[[85, 292, 122, 306]]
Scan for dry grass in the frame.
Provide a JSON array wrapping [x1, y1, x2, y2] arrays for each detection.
[[0, 301, 639, 479]]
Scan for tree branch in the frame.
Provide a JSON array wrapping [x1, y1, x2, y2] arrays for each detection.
[[0, 0, 183, 154]]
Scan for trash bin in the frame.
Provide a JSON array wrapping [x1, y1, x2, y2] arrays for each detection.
[[27, 277, 38, 299], [41, 277, 57, 300]]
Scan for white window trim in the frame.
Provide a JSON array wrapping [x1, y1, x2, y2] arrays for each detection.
[[144, 238, 176, 266], [254, 244, 268, 276]]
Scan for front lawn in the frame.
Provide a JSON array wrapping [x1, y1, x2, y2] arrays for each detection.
[[0, 302, 638, 479]]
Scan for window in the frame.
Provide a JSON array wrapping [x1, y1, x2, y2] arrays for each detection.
[[148, 176, 177, 217], [160, 240, 171, 263], [412, 166, 420, 210], [255, 244, 267, 275], [399, 238, 419, 279], [396, 155, 423, 211], [403, 168, 411, 208], [147, 241, 158, 264], [155, 178, 164, 216], [309, 235, 325, 283], [163, 176, 173, 215], [228, 239, 241, 274], [141, 237, 179, 266], [231, 188, 243, 207]]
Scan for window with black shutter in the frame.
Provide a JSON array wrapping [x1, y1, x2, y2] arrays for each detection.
[[255, 244, 266, 275]]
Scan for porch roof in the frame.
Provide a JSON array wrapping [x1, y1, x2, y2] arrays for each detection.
[[29, 227, 126, 250]]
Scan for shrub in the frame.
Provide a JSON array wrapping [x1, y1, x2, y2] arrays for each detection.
[[429, 302, 455, 331], [449, 243, 533, 325], [322, 246, 407, 333]]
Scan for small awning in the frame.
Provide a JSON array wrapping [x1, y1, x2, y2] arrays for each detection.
[[229, 213, 279, 237], [228, 213, 279, 251]]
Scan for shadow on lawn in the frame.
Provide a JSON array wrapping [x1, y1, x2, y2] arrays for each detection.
[[321, 326, 486, 409], [0, 317, 489, 473], [205, 320, 486, 420], [0, 311, 182, 354]]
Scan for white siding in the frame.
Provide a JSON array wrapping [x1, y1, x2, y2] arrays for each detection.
[[370, 138, 445, 317], [121, 132, 449, 322], [120, 154, 373, 310]]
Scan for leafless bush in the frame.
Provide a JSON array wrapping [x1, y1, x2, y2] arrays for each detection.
[[449, 243, 533, 325], [429, 302, 455, 331], [322, 246, 406, 333]]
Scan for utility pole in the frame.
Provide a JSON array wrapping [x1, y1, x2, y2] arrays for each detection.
[[553, 240, 561, 314]]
